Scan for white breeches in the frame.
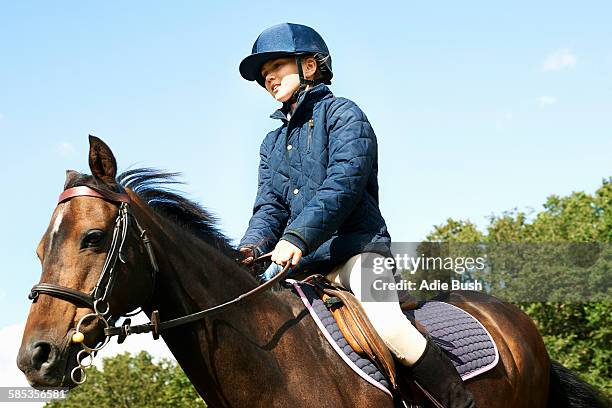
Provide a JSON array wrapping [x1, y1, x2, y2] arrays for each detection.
[[325, 253, 427, 366]]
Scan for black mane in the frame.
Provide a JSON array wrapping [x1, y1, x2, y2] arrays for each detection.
[[66, 169, 237, 257]]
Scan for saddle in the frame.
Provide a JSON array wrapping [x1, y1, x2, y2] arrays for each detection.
[[307, 275, 425, 392], [310, 277, 398, 388], [307, 275, 426, 403]]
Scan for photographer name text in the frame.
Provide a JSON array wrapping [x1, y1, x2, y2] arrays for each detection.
[[373, 278, 483, 291]]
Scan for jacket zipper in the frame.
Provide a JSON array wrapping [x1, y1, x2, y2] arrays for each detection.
[[306, 118, 314, 153]]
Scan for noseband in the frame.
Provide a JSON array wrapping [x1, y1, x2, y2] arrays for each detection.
[[27, 185, 290, 384]]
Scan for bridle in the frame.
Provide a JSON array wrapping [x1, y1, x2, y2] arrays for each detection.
[[28, 185, 289, 384], [29, 186, 158, 318], [28, 185, 159, 383]]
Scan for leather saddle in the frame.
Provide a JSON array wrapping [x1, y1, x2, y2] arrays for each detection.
[[307, 275, 429, 406]]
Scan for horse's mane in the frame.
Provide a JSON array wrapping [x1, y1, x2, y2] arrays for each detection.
[[66, 169, 238, 257]]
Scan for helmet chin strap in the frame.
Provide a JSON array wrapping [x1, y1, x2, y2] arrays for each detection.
[[287, 55, 315, 106]]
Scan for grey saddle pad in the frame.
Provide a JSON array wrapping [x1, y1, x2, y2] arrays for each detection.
[[289, 280, 499, 395], [406, 300, 499, 380]]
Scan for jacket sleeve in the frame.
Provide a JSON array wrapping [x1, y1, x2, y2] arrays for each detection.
[[239, 134, 290, 256], [281, 100, 376, 256]]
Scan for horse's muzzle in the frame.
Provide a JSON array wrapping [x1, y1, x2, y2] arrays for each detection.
[[17, 339, 76, 388]]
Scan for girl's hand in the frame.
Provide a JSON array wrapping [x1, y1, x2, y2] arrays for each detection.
[[238, 246, 256, 266], [271, 239, 302, 268]]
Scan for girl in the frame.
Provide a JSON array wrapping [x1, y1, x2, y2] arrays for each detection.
[[238, 23, 474, 408]]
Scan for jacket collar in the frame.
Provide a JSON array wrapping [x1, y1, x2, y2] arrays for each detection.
[[270, 83, 333, 123]]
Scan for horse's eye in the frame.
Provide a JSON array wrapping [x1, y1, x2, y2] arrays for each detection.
[[82, 229, 105, 249]]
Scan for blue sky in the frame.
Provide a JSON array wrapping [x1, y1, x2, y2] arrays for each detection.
[[0, 1, 610, 335]]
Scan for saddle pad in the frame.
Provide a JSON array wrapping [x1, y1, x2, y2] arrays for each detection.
[[289, 281, 393, 396], [289, 280, 499, 395], [406, 301, 499, 380]]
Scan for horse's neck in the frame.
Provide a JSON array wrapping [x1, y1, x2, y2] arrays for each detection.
[[129, 193, 255, 306], [133, 199, 299, 406]]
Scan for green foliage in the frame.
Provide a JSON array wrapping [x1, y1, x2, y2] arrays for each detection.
[[427, 177, 612, 394], [45, 351, 206, 408], [427, 218, 485, 242], [428, 177, 611, 244], [520, 301, 611, 392]]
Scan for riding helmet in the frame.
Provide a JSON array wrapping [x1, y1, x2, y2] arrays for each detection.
[[239, 23, 333, 87]]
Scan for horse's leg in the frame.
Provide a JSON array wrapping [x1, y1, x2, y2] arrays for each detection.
[[434, 291, 550, 408]]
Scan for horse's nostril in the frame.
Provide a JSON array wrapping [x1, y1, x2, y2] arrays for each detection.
[[31, 342, 54, 369]]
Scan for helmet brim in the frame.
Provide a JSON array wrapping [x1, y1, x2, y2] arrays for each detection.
[[239, 51, 297, 87]]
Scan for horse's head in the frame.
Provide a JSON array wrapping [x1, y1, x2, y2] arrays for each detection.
[[17, 136, 157, 388]]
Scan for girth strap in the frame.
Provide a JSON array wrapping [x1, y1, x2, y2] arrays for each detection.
[[29, 283, 94, 309]]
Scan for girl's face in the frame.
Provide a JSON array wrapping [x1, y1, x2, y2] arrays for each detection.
[[260, 57, 316, 103]]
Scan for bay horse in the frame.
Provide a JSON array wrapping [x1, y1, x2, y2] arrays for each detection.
[[17, 136, 609, 407]]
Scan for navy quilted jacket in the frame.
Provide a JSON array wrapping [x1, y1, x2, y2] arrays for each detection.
[[240, 84, 391, 275]]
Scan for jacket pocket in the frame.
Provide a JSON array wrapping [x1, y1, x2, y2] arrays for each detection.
[[306, 118, 314, 153]]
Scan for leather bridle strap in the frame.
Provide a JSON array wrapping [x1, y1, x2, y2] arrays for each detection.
[[28, 283, 94, 309], [59, 186, 130, 204], [105, 253, 291, 339]]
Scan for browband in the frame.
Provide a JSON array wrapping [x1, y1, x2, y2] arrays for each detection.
[[59, 186, 130, 204]]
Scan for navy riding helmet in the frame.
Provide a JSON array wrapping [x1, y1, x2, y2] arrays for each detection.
[[239, 23, 333, 88]]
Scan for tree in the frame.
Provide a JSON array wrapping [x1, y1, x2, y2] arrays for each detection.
[[46, 351, 206, 408], [426, 178, 611, 394]]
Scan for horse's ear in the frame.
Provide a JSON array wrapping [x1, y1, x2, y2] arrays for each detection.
[[88, 135, 117, 185], [64, 169, 79, 189]]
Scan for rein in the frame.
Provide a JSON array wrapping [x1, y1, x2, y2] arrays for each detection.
[[104, 254, 290, 339], [27, 185, 290, 384]]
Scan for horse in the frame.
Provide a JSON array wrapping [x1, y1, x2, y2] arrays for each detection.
[[17, 136, 609, 407]]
